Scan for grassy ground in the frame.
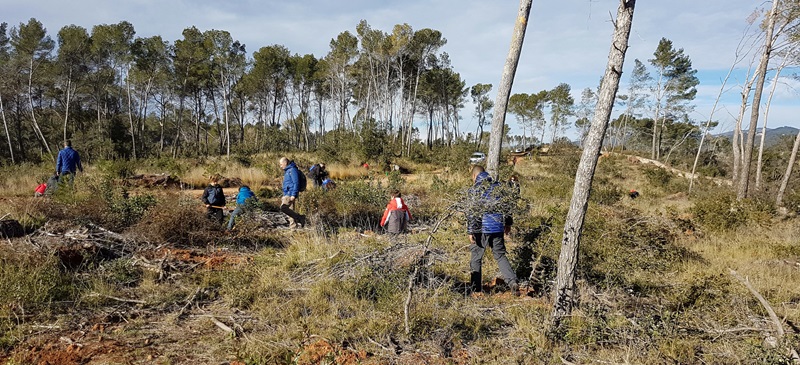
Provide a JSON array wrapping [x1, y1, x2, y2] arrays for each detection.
[[0, 153, 798, 364]]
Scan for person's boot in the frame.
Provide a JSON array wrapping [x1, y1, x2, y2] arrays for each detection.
[[470, 272, 482, 294], [510, 282, 520, 297]]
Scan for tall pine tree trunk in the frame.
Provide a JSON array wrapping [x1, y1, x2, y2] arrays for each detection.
[[552, 0, 636, 326], [487, 0, 533, 177], [755, 60, 786, 190], [738, 0, 779, 199]]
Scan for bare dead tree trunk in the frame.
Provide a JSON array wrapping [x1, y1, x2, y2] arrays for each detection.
[[738, 0, 779, 199], [63, 69, 72, 143], [486, 0, 533, 178], [221, 70, 231, 157], [552, 0, 635, 326], [776, 129, 800, 207], [755, 58, 787, 190], [126, 67, 137, 159], [732, 73, 756, 184], [690, 24, 757, 194], [0, 93, 13, 163], [27, 57, 53, 159]]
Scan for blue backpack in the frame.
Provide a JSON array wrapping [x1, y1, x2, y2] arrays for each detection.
[[297, 170, 307, 192]]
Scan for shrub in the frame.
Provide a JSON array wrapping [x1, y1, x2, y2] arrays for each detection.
[[691, 191, 775, 232], [297, 180, 386, 231], [131, 194, 221, 245], [642, 166, 672, 188], [590, 178, 623, 206]]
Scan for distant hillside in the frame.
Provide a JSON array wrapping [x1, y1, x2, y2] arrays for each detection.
[[715, 126, 799, 147]]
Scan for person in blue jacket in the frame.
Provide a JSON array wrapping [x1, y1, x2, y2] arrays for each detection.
[[227, 185, 257, 231], [279, 157, 306, 229], [56, 140, 83, 185], [467, 165, 518, 295]]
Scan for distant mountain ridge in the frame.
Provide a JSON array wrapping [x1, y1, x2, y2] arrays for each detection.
[[715, 126, 799, 147]]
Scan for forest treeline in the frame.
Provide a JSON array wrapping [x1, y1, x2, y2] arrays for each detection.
[[0, 17, 724, 166], [0, 12, 798, 190], [0, 18, 477, 164]]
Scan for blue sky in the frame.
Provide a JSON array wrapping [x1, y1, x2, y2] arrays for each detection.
[[3, 0, 798, 140]]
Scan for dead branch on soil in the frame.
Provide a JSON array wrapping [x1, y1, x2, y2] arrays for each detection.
[[729, 269, 800, 363], [88, 292, 147, 305], [404, 209, 455, 335]]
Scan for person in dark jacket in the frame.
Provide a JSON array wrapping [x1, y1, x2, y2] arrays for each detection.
[[201, 174, 226, 224], [56, 140, 83, 185], [227, 185, 257, 231], [309, 163, 329, 188], [467, 165, 519, 295], [280, 157, 306, 229]]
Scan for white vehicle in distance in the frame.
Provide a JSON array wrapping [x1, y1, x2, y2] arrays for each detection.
[[469, 152, 486, 164]]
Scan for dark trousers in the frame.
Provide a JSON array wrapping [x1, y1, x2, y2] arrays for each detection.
[[469, 232, 517, 292], [207, 207, 223, 224], [280, 196, 304, 227]]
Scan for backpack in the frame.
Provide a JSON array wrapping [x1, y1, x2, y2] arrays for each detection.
[[205, 185, 223, 206], [297, 170, 307, 192]]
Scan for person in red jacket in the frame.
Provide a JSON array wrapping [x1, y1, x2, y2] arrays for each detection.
[[34, 181, 47, 197], [380, 190, 412, 235]]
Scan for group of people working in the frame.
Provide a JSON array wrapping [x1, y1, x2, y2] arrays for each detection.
[[36, 143, 520, 295]]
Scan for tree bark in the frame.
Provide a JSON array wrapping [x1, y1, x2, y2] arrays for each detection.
[[27, 57, 53, 159], [552, 0, 635, 326], [486, 0, 533, 178], [755, 59, 786, 190], [0, 93, 13, 163], [776, 127, 800, 207], [126, 67, 137, 159], [738, 0, 779, 199]]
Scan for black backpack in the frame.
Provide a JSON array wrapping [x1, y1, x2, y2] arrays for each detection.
[[297, 170, 307, 192]]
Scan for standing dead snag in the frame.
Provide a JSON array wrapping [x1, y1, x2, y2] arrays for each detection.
[[551, 0, 636, 327], [737, 0, 780, 199], [486, 0, 533, 178]]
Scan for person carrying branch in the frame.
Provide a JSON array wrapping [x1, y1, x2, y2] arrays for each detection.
[[201, 174, 226, 224], [466, 165, 519, 296]]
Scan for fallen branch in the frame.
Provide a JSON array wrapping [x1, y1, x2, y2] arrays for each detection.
[[177, 287, 203, 318], [404, 209, 455, 335], [729, 269, 800, 363], [404, 265, 419, 335], [729, 269, 783, 338], [208, 316, 234, 334], [88, 293, 146, 305]]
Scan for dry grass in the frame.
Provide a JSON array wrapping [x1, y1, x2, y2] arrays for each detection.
[[2, 152, 800, 364], [326, 163, 370, 180]]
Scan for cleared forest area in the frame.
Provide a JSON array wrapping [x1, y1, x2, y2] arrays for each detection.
[[0, 150, 798, 364]]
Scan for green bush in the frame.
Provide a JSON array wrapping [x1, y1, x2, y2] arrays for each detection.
[[0, 251, 75, 350], [590, 179, 623, 206], [642, 166, 672, 188], [691, 191, 775, 232], [298, 179, 387, 231]]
